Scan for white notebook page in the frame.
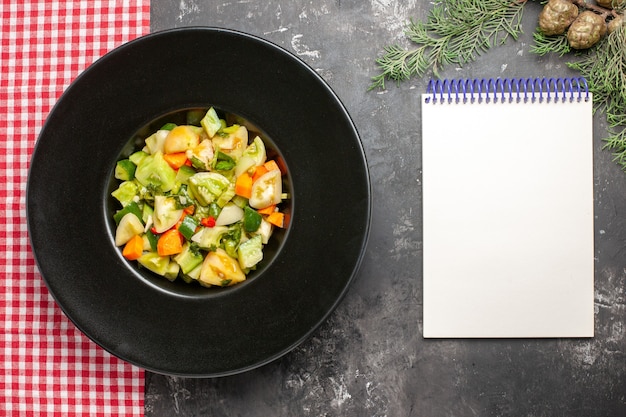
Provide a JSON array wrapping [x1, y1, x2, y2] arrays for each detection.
[[422, 86, 594, 338]]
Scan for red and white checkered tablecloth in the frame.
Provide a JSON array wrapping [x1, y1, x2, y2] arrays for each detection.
[[0, 1, 150, 415]]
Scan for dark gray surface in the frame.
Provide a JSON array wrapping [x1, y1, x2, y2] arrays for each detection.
[[146, 1, 626, 415]]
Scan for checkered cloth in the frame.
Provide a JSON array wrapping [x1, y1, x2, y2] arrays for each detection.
[[1, 1, 149, 415]]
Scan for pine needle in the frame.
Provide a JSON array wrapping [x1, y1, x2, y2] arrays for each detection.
[[529, 30, 571, 56], [369, 0, 526, 90]]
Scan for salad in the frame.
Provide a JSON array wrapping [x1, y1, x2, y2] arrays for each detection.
[[111, 108, 288, 287]]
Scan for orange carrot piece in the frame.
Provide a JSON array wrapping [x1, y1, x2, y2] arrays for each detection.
[[163, 152, 189, 169], [235, 172, 253, 198], [157, 229, 183, 256], [263, 160, 280, 173], [257, 204, 276, 215], [122, 234, 144, 261], [251, 165, 268, 183], [183, 205, 195, 215], [266, 212, 285, 228]]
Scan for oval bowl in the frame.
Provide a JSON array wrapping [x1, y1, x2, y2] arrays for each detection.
[[26, 27, 371, 377]]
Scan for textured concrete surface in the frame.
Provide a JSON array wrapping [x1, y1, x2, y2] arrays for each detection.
[[146, 1, 626, 415]]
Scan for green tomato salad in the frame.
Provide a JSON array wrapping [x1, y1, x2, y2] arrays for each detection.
[[111, 108, 288, 287]]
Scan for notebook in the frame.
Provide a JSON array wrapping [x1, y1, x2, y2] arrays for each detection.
[[421, 78, 594, 338]]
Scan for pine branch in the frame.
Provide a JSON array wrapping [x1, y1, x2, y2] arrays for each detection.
[[369, 45, 428, 90], [369, 0, 526, 90], [530, 29, 571, 56], [369, 0, 626, 173], [569, 24, 626, 170], [603, 130, 626, 168]]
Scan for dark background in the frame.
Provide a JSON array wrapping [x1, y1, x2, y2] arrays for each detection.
[[146, 1, 626, 416]]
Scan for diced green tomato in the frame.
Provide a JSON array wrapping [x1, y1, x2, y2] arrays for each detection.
[[165, 262, 180, 281], [178, 215, 200, 240], [199, 248, 246, 287], [170, 181, 182, 195], [160, 122, 177, 131], [190, 156, 207, 171], [208, 202, 221, 219], [145, 229, 158, 251], [214, 161, 235, 173], [187, 139, 214, 171], [223, 224, 242, 255], [212, 125, 247, 160], [234, 155, 257, 179], [242, 136, 267, 166], [145, 130, 169, 154], [142, 234, 152, 251], [191, 225, 228, 250], [231, 195, 248, 209], [237, 234, 263, 270], [111, 181, 139, 207], [256, 218, 274, 244], [223, 237, 239, 259], [187, 172, 230, 206], [115, 159, 136, 181], [134, 151, 177, 192], [113, 201, 142, 225], [129, 150, 149, 166], [173, 243, 204, 274], [175, 183, 194, 205], [213, 151, 236, 172], [243, 206, 262, 233], [215, 203, 244, 226], [215, 182, 236, 208], [153, 195, 184, 233], [164, 125, 200, 154], [115, 212, 144, 246], [175, 165, 196, 185], [249, 170, 282, 209], [185, 263, 202, 281], [220, 124, 240, 134], [138, 252, 170, 276], [201, 107, 221, 138], [142, 203, 154, 225]]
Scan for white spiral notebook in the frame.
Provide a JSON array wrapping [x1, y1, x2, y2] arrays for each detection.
[[422, 78, 594, 338]]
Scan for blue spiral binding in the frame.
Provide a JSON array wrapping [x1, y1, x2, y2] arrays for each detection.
[[424, 77, 590, 104]]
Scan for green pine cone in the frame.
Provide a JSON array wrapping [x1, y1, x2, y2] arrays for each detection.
[[596, 0, 625, 9], [567, 11, 608, 49], [539, 0, 579, 36]]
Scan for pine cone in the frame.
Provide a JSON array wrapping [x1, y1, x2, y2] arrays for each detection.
[[539, 0, 579, 35], [596, 0, 625, 9], [567, 11, 608, 49]]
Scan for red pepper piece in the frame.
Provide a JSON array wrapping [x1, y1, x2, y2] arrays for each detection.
[[201, 216, 216, 228]]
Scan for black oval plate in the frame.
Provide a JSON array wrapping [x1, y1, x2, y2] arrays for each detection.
[[26, 27, 371, 377]]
